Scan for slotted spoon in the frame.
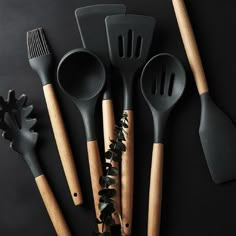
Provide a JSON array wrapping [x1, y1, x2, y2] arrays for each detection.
[[141, 54, 186, 236]]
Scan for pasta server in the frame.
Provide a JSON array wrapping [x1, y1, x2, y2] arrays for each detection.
[[0, 90, 71, 236]]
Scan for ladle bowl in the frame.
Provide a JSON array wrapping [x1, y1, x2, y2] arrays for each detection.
[[58, 48, 106, 101]]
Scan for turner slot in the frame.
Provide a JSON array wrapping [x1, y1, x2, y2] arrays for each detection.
[[160, 68, 166, 95], [118, 35, 124, 57], [127, 30, 133, 58]]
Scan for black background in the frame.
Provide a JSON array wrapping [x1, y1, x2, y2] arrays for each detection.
[[1, 0, 236, 235]]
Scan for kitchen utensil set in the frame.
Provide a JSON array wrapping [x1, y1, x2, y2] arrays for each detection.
[[1, 1, 235, 235], [0, 90, 71, 236]]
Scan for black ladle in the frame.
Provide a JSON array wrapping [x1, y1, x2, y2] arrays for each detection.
[[141, 53, 186, 236], [57, 48, 105, 229]]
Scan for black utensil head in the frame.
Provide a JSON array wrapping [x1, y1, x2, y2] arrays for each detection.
[[0, 90, 27, 129], [141, 53, 186, 143], [200, 93, 236, 184], [0, 90, 38, 155], [57, 48, 106, 101], [141, 53, 186, 112], [27, 28, 53, 86], [105, 14, 156, 72], [75, 4, 126, 68]]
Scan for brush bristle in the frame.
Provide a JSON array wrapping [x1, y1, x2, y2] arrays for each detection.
[[26, 28, 50, 59]]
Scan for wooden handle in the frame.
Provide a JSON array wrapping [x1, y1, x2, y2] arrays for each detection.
[[148, 144, 164, 236], [35, 175, 71, 236], [43, 84, 83, 206], [172, 0, 208, 94], [121, 110, 134, 235], [102, 99, 121, 224], [87, 140, 103, 231]]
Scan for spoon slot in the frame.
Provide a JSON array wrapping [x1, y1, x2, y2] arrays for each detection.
[[151, 77, 157, 95], [160, 68, 166, 95], [168, 73, 175, 96]]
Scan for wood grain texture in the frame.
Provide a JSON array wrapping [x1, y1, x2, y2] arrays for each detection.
[[148, 144, 164, 236], [43, 84, 83, 206], [102, 99, 121, 224], [121, 110, 134, 236], [87, 140, 103, 232], [172, 0, 209, 94], [35, 175, 71, 236]]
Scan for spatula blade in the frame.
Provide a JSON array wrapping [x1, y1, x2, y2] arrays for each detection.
[[105, 14, 156, 71], [199, 93, 236, 183], [75, 4, 126, 67]]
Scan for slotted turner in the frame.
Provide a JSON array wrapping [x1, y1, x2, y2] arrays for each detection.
[[141, 54, 186, 236], [105, 14, 156, 235]]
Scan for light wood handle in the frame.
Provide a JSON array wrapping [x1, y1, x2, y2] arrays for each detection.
[[148, 144, 164, 236], [87, 140, 103, 232], [172, 0, 208, 94], [121, 110, 134, 236], [43, 84, 83, 206], [102, 99, 121, 224], [35, 175, 71, 236]]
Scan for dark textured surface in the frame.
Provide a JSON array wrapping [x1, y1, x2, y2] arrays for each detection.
[[0, 0, 236, 235]]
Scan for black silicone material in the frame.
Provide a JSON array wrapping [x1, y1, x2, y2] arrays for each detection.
[[0, 91, 43, 178], [75, 4, 126, 68], [102, 80, 112, 100], [199, 92, 236, 183], [75, 4, 126, 102], [25, 150, 43, 178], [141, 54, 186, 144], [106, 14, 156, 110], [76, 99, 97, 141], [29, 55, 52, 86], [57, 48, 106, 142], [152, 110, 170, 143]]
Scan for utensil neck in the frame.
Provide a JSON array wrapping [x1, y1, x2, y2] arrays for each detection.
[[123, 71, 135, 110], [103, 72, 112, 100], [78, 102, 97, 141], [153, 111, 170, 143], [24, 149, 43, 178], [29, 56, 52, 86]]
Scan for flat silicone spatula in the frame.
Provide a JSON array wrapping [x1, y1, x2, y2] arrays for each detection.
[[27, 28, 82, 205], [141, 54, 186, 236], [75, 4, 126, 223], [106, 14, 156, 235], [172, 0, 236, 184], [0, 90, 71, 236]]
